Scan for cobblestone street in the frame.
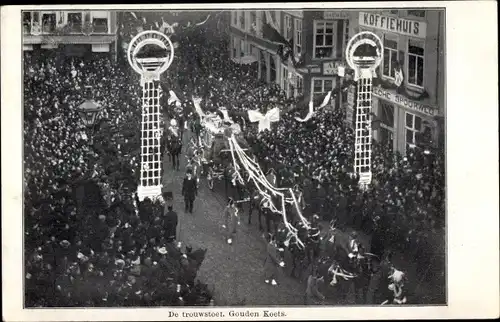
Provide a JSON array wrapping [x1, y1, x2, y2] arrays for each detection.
[[162, 132, 342, 306]]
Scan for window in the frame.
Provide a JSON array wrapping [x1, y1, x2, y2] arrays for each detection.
[[405, 112, 422, 148], [92, 12, 108, 33], [407, 10, 426, 17], [344, 19, 350, 57], [294, 18, 302, 56], [281, 65, 289, 97], [42, 12, 56, 33], [390, 10, 399, 15], [260, 50, 267, 82], [383, 35, 399, 78], [380, 128, 394, 153], [312, 78, 334, 95], [240, 39, 246, 57], [232, 11, 238, 26], [295, 74, 304, 97], [273, 11, 280, 31], [379, 102, 395, 127], [408, 39, 425, 87], [314, 21, 336, 59], [250, 11, 257, 34], [232, 37, 239, 58], [67, 12, 83, 33], [239, 11, 245, 30], [23, 12, 32, 34], [284, 15, 292, 41], [270, 55, 276, 82]]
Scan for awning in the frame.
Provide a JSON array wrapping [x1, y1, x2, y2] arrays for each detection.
[[232, 55, 258, 65], [23, 34, 116, 45]]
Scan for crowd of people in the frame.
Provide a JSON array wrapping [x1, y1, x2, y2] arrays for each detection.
[[23, 46, 213, 306], [24, 12, 445, 306]]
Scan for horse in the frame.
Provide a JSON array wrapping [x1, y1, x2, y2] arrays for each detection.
[[317, 219, 376, 303]]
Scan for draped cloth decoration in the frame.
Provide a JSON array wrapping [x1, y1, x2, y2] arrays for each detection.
[[247, 107, 280, 132], [295, 91, 333, 123], [227, 134, 310, 248], [168, 90, 181, 107], [192, 96, 205, 118], [195, 14, 211, 26]]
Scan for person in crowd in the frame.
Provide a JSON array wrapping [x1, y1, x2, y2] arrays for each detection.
[[164, 205, 178, 243], [222, 197, 240, 245], [304, 265, 325, 305], [181, 169, 197, 214], [263, 233, 284, 286], [23, 13, 444, 307], [168, 135, 182, 171]]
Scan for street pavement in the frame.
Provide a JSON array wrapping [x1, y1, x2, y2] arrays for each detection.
[[161, 130, 343, 306]]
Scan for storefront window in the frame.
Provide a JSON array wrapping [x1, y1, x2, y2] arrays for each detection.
[[232, 37, 238, 58], [270, 56, 276, 82], [260, 50, 267, 82], [405, 112, 422, 149], [67, 12, 83, 33], [408, 39, 425, 87], [383, 35, 399, 78], [296, 75, 303, 97], [240, 39, 246, 57], [312, 78, 334, 95], [42, 12, 56, 33], [314, 21, 335, 59], [380, 127, 394, 153], [380, 102, 395, 127], [23, 12, 32, 34]]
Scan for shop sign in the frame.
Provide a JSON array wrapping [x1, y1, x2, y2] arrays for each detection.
[[324, 11, 350, 20], [359, 12, 427, 39], [323, 61, 345, 75], [373, 86, 437, 116]]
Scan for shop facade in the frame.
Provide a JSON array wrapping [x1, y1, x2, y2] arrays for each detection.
[[349, 9, 445, 154], [22, 10, 118, 59]]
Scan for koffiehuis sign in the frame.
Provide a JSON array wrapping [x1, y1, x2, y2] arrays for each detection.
[[373, 86, 437, 116], [359, 12, 427, 39]]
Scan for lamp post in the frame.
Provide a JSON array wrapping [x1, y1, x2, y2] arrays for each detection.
[[77, 99, 103, 145]]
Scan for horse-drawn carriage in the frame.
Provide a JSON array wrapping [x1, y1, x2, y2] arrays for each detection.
[[197, 113, 249, 191]]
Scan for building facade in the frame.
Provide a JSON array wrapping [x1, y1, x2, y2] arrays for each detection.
[[22, 10, 118, 58], [228, 9, 445, 154]]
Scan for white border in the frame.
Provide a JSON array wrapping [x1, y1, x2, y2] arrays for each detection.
[[2, 2, 499, 320]]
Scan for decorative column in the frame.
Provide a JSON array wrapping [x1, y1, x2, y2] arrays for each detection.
[[345, 31, 383, 188], [127, 30, 174, 201]]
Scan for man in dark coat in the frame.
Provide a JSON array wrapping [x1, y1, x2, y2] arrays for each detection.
[[168, 136, 182, 171], [182, 169, 198, 214], [164, 205, 178, 242]]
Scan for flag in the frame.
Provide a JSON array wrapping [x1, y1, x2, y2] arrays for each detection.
[[394, 67, 404, 87], [262, 22, 290, 46]]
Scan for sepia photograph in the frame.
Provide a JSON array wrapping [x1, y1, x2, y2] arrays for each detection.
[[2, 2, 498, 321]]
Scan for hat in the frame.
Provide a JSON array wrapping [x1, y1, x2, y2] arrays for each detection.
[[157, 247, 168, 255]]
